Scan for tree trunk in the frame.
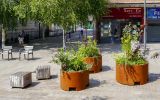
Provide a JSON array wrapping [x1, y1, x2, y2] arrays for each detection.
[[2, 25, 5, 48], [39, 22, 41, 38], [74, 24, 76, 32], [93, 20, 96, 41], [63, 29, 66, 49], [42, 27, 45, 40], [95, 19, 101, 43], [41, 24, 46, 40], [85, 28, 87, 42]]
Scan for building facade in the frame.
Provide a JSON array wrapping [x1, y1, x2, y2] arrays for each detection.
[[0, 21, 40, 46], [97, 0, 160, 43]]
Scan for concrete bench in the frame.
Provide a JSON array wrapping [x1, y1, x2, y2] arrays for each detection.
[[10, 72, 32, 88], [36, 65, 51, 80]]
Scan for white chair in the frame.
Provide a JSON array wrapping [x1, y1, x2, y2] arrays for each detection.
[[1, 46, 13, 60], [19, 46, 34, 60]]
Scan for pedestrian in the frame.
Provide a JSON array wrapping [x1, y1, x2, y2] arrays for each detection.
[[114, 27, 118, 37], [110, 23, 115, 44], [18, 30, 24, 46], [80, 28, 83, 41], [67, 31, 71, 42]]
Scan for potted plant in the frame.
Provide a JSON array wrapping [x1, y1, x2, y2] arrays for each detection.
[[115, 24, 148, 85], [53, 49, 90, 91], [78, 38, 102, 73]]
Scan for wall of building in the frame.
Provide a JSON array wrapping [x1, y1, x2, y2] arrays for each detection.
[[98, 1, 160, 43], [0, 20, 39, 45]]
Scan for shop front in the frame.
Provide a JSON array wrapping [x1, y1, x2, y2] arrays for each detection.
[[99, 7, 144, 43], [147, 7, 160, 42]]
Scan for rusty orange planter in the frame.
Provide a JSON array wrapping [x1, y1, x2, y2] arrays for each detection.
[[83, 55, 102, 73], [116, 63, 148, 85], [60, 70, 89, 91]]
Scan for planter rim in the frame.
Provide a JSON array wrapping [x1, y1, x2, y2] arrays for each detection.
[[116, 63, 148, 66], [61, 69, 89, 73], [84, 54, 102, 58]]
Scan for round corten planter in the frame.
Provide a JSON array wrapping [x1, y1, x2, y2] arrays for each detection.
[[116, 63, 148, 85], [60, 70, 89, 91], [83, 55, 102, 73]]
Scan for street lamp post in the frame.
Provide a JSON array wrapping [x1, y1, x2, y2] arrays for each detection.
[[144, 0, 147, 50]]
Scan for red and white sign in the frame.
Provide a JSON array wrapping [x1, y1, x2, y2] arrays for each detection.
[[103, 8, 144, 19]]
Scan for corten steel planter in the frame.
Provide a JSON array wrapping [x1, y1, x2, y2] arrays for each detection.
[[116, 63, 148, 85], [83, 55, 102, 73], [60, 70, 89, 91]]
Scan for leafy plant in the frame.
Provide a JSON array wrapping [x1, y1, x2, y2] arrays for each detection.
[[115, 23, 147, 66], [78, 38, 99, 57], [115, 53, 147, 66], [52, 48, 90, 72]]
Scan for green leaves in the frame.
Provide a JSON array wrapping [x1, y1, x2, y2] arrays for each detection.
[[116, 23, 147, 66], [53, 38, 100, 72], [0, 0, 18, 29], [52, 48, 89, 72], [115, 53, 147, 66], [14, 0, 108, 29], [78, 38, 99, 57]]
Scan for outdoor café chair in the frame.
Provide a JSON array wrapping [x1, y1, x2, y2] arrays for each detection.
[[19, 46, 34, 60], [1, 46, 13, 60]]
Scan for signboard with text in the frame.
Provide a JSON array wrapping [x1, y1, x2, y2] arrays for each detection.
[[103, 8, 144, 19], [147, 8, 160, 20]]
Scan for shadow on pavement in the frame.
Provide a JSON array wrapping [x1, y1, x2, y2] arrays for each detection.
[[88, 79, 101, 89], [82, 96, 108, 100], [50, 75, 58, 79], [149, 73, 160, 83], [102, 66, 112, 72], [88, 79, 107, 89], [18, 57, 41, 61], [24, 82, 40, 89]]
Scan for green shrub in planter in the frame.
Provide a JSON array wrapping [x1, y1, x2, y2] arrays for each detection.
[[115, 23, 148, 85], [78, 38, 102, 73], [115, 24, 148, 65], [52, 48, 91, 91], [52, 49, 90, 72], [78, 38, 99, 58]]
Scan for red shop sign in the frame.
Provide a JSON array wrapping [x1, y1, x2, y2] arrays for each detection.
[[103, 8, 144, 19]]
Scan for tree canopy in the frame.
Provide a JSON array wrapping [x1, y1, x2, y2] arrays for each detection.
[[14, 0, 109, 30], [0, 0, 19, 29], [14, 0, 109, 48]]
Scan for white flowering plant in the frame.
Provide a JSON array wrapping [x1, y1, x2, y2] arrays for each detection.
[[115, 23, 147, 65]]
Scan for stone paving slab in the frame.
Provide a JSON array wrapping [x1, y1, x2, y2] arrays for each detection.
[[0, 37, 160, 100]]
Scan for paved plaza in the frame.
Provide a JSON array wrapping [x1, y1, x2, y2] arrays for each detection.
[[0, 36, 160, 100]]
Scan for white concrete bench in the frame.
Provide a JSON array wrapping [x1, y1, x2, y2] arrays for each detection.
[[10, 72, 32, 88]]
